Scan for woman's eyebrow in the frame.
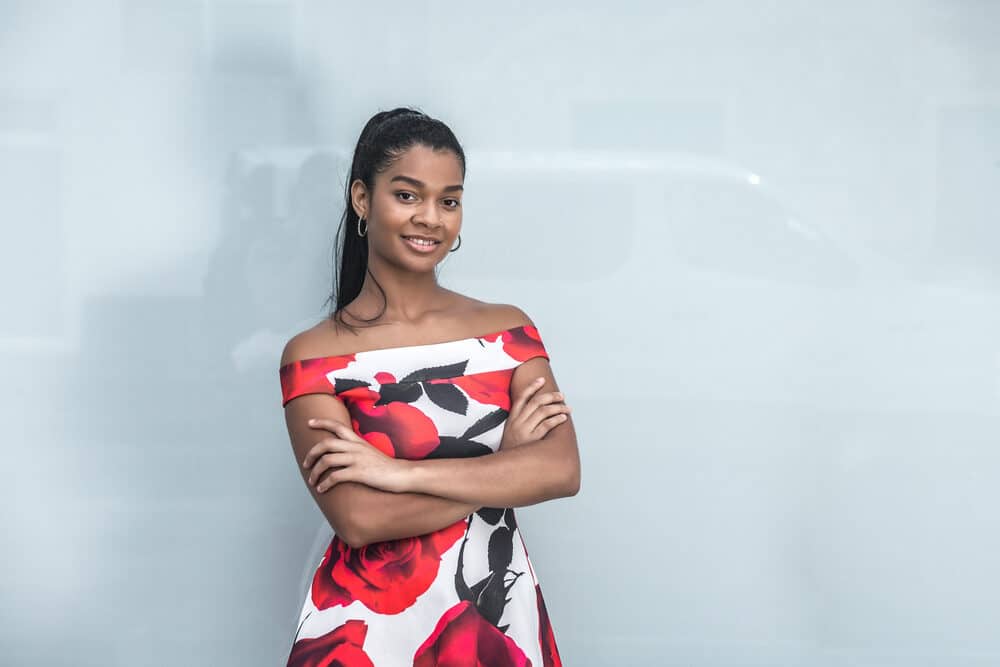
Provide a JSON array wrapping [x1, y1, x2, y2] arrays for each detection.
[[389, 174, 464, 192]]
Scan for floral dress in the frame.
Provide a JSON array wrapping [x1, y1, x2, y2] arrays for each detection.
[[278, 324, 563, 666]]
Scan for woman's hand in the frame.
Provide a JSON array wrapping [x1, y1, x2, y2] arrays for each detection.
[[303, 418, 412, 494], [499, 377, 572, 451]]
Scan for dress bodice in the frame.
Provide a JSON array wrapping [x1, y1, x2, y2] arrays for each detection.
[[278, 324, 550, 460]]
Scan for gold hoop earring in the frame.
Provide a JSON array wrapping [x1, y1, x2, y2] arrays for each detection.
[[449, 234, 461, 252], [357, 217, 367, 237]]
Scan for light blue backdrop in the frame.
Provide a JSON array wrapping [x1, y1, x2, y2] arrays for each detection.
[[3, 1, 999, 665]]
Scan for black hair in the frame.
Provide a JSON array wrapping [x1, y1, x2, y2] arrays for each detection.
[[325, 106, 466, 335]]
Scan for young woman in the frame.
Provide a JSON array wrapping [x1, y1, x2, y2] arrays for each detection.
[[278, 107, 580, 666]]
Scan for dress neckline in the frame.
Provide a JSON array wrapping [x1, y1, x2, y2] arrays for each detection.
[[280, 323, 530, 370]]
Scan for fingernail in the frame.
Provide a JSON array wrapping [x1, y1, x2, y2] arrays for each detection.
[[308, 419, 316, 425]]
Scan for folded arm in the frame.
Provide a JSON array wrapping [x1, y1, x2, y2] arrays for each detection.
[[281, 339, 579, 547], [340, 482, 481, 547], [403, 356, 581, 507], [284, 392, 481, 548], [404, 433, 579, 507]]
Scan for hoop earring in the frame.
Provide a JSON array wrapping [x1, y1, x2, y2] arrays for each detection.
[[449, 234, 461, 252], [357, 217, 367, 237]]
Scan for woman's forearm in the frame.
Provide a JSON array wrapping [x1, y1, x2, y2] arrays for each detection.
[[403, 437, 578, 508], [347, 482, 481, 547]]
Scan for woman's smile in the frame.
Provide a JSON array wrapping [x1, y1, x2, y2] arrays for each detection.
[[401, 234, 442, 253]]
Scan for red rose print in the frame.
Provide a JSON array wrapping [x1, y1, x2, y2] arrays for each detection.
[[343, 385, 441, 459], [356, 428, 394, 458], [287, 619, 374, 667], [278, 324, 565, 664], [449, 369, 513, 410], [311, 519, 467, 615], [280, 355, 356, 406], [483, 325, 548, 364], [413, 600, 532, 667], [534, 584, 562, 667], [374, 370, 397, 385]]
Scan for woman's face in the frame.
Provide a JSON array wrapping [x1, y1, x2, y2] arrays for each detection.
[[355, 143, 464, 269]]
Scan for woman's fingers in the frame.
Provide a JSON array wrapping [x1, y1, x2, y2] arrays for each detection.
[[308, 417, 356, 438], [518, 390, 568, 421], [523, 402, 571, 435], [543, 412, 570, 428], [306, 451, 354, 486], [510, 377, 545, 419], [302, 433, 353, 469], [531, 413, 570, 439], [510, 382, 561, 425], [302, 419, 368, 464], [524, 390, 564, 413], [302, 438, 344, 479], [316, 467, 351, 493]]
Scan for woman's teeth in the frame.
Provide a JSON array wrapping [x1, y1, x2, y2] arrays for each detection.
[[403, 236, 439, 246]]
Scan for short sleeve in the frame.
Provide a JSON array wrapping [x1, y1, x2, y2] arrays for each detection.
[[498, 324, 550, 364], [278, 356, 352, 407]]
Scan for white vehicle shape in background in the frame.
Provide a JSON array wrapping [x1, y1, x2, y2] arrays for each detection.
[[226, 146, 999, 417]]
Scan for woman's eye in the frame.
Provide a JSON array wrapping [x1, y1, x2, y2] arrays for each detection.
[[445, 199, 461, 208], [396, 192, 416, 202]]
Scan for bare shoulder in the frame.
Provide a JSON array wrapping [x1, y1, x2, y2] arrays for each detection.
[[279, 318, 364, 368], [278, 298, 538, 369], [482, 302, 536, 330], [491, 303, 535, 329], [435, 290, 536, 334]]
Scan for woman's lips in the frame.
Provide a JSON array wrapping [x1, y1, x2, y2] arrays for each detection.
[[401, 235, 441, 253]]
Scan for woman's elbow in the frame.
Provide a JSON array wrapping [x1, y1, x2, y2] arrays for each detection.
[[563, 466, 581, 497], [337, 511, 370, 549]]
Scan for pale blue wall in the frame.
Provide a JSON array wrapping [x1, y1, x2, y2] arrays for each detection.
[[3, 1, 999, 665]]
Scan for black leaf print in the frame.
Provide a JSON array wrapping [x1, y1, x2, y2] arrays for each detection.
[[399, 360, 468, 383], [375, 382, 423, 406], [423, 382, 469, 414], [475, 507, 505, 525], [280, 323, 563, 658], [472, 569, 511, 627], [461, 407, 509, 440], [426, 436, 492, 460], [333, 377, 370, 393], [503, 507, 517, 531], [454, 515, 524, 632], [487, 527, 515, 572]]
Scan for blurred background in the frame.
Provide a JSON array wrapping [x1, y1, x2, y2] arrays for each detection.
[[2, 1, 999, 665]]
